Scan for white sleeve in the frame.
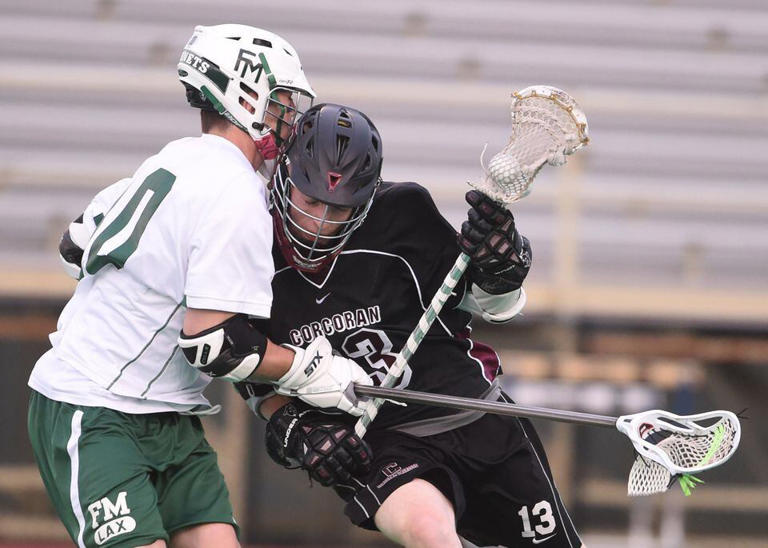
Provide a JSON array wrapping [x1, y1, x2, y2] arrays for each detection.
[[458, 285, 527, 324], [80, 178, 134, 238], [67, 178, 133, 248], [185, 175, 274, 318]]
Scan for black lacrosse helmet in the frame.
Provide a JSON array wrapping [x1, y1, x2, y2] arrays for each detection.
[[272, 103, 383, 273]]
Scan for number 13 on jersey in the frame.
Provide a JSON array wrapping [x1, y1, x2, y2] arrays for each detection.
[[518, 500, 556, 541]]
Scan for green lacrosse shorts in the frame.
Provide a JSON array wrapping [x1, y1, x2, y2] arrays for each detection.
[[28, 390, 238, 547]]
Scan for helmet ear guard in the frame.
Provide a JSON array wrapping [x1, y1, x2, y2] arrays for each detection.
[[271, 103, 383, 273], [182, 82, 217, 112], [177, 24, 315, 143]]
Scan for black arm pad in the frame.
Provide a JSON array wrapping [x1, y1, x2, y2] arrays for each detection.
[[178, 314, 268, 382]]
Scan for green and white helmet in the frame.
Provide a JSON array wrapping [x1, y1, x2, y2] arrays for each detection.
[[178, 24, 315, 143]]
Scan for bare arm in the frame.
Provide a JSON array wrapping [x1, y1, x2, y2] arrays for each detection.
[[258, 393, 292, 419], [182, 308, 234, 334]]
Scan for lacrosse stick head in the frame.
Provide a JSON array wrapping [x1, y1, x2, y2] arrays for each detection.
[[616, 409, 741, 496], [470, 85, 589, 204]]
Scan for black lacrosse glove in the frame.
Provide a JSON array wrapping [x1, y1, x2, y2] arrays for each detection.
[[458, 190, 532, 294], [265, 400, 372, 487], [59, 221, 85, 267]]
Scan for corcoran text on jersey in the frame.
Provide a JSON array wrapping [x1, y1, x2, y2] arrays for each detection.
[[288, 306, 381, 346]]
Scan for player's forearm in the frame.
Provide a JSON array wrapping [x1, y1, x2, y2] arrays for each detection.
[[182, 308, 236, 336], [246, 340, 295, 381], [257, 392, 292, 419]]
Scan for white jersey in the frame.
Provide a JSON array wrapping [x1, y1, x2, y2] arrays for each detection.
[[29, 134, 273, 413]]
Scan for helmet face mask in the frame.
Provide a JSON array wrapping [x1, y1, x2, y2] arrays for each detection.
[[263, 89, 312, 145], [178, 24, 315, 144], [271, 104, 383, 273], [272, 162, 377, 273]]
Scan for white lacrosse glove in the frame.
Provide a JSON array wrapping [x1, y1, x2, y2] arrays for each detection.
[[275, 336, 372, 416]]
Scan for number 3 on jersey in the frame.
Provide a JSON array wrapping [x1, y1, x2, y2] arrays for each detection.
[[342, 328, 412, 389], [85, 169, 176, 275]]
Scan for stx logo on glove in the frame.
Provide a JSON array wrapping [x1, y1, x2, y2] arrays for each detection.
[[304, 351, 322, 377]]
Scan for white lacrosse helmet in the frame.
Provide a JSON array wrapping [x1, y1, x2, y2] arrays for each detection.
[[178, 24, 316, 143]]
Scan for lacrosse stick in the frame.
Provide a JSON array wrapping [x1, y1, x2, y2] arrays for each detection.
[[354, 384, 741, 496], [354, 85, 590, 437]]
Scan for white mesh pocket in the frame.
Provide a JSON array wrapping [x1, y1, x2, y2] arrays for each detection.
[[472, 86, 589, 204], [628, 455, 672, 496], [656, 416, 738, 470]]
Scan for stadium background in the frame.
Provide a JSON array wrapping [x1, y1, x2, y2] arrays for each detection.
[[1, 0, 766, 546]]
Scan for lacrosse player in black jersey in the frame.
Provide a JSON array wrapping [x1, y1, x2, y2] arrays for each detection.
[[243, 103, 583, 547]]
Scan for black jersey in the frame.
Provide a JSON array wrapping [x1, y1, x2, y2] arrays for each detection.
[[268, 182, 502, 431]]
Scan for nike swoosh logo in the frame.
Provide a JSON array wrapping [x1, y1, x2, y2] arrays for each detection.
[[315, 292, 331, 304], [532, 534, 557, 544]]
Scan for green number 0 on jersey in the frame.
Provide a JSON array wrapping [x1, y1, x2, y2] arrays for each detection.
[[85, 168, 176, 275]]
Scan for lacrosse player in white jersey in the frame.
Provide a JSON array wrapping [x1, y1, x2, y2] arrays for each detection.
[[27, 24, 371, 548]]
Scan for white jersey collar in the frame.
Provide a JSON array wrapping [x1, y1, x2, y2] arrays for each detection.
[[199, 133, 255, 172]]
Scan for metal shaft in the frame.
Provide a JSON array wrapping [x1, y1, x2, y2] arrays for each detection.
[[354, 384, 617, 427]]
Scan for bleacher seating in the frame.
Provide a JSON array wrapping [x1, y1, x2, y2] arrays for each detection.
[[0, 0, 766, 324]]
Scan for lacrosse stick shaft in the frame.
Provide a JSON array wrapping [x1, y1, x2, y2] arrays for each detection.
[[355, 384, 616, 427], [354, 253, 471, 437]]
